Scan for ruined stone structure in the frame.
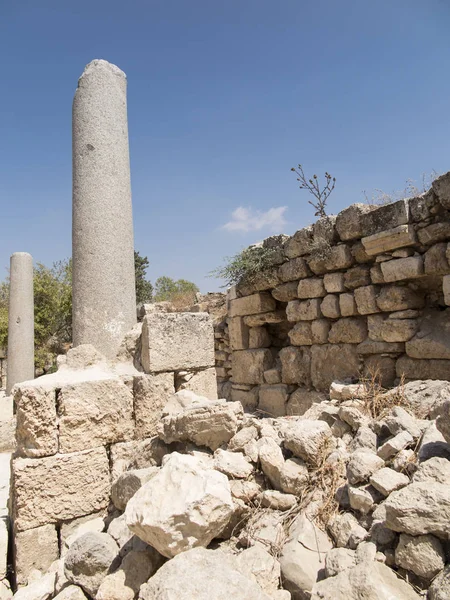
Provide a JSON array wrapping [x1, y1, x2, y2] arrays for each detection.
[[72, 60, 136, 359], [216, 177, 450, 416], [11, 310, 216, 587], [6, 253, 34, 396]]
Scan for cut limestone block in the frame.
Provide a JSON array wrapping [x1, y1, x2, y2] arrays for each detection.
[[359, 199, 410, 237], [15, 384, 57, 458], [311, 344, 360, 392], [58, 378, 134, 453], [362, 224, 416, 256], [14, 523, 59, 586], [380, 256, 424, 282], [176, 368, 218, 400], [232, 349, 273, 384], [133, 373, 175, 439], [229, 293, 276, 317], [228, 317, 249, 350], [142, 312, 214, 373], [13, 447, 110, 531]]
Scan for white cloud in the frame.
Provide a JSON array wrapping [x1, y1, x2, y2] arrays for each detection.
[[222, 206, 288, 233]]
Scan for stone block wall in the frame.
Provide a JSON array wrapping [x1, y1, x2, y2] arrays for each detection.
[[223, 173, 450, 416], [11, 311, 216, 586]]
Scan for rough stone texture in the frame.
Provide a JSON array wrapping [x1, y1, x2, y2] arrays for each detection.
[[353, 285, 379, 315], [424, 243, 450, 275], [360, 199, 410, 236], [58, 378, 134, 452], [369, 467, 409, 496], [111, 467, 159, 511], [384, 481, 450, 538], [229, 292, 276, 317], [258, 384, 290, 417], [213, 449, 253, 479], [248, 326, 271, 348], [133, 373, 175, 439], [396, 356, 450, 380], [13, 447, 110, 531], [377, 430, 414, 460], [110, 437, 170, 480], [346, 450, 385, 485], [54, 587, 87, 600], [72, 60, 136, 358], [428, 564, 450, 600], [272, 281, 300, 302], [228, 317, 249, 351], [380, 256, 424, 282], [158, 399, 243, 451], [328, 318, 367, 344], [344, 265, 371, 290], [339, 293, 357, 317], [244, 310, 285, 327], [297, 278, 326, 299], [177, 367, 217, 399], [435, 399, 450, 444], [6, 252, 34, 395], [64, 531, 119, 597], [376, 285, 424, 312], [15, 384, 57, 458], [308, 245, 353, 274], [324, 548, 356, 577], [413, 456, 450, 484], [284, 419, 332, 465], [13, 573, 56, 600], [96, 549, 160, 600], [395, 533, 445, 580], [230, 386, 259, 412], [444, 274, 450, 305], [139, 547, 272, 600], [231, 349, 273, 384], [358, 338, 404, 354], [126, 453, 233, 558], [311, 344, 360, 391], [310, 561, 420, 600], [321, 294, 340, 318], [278, 257, 310, 282], [15, 524, 59, 586], [336, 203, 375, 241], [324, 272, 345, 293], [279, 346, 311, 386], [287, 298, 322, 321], [406, 310, 450, 359], [141, 312, 215, 373], [280, 513, 332, 600], [362, 224, 416, 256], [328, 513, 367, 549], [432, 170, 450, 209], [286, 388, 326, 416]]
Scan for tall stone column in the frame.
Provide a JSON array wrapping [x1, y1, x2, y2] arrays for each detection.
[[72, 60, 136, 358], [6, 252, 34, 395]]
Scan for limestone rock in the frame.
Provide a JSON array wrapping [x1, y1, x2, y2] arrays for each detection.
[[272, 281, 300, 302], [384, 481, 450, 538], [395, 533, 445, 580], [259, 437, 309, 496], [284, 420, 332, 465], [96, 549, 160, 600], [369, 467, 409, 496], [362, 224, 416, 256], [279, 346, 311, 386], [64, 532, 119, 597], [284, 226, 314, 259], [346, 450, 384, 485], [279, 257, 310, 282], [406, 310, 450, 360], [158, 397, 243, 450], [258, 385, 290, 417], [413, 456, 450, 484], [53, 586, 88, 599], [286, 388, 326, 417], [377, 431, 414, 460], [380, 256, 424, 282], [133, 373, 175, 439], [111, 467, 159, 511], [336, 203, 375, 241], [14, 523, 59, 586], [310, 560, 420, 600], [328, 513, 367, 549], [58, 378, 134, 453], [258, 490, 297, 511], [229, 292, 276, 317], [231, 349, 273, 384], [139, 547, 272, 599], [428, 564, 450, 600], [141, 312, 215, 372], [236, 545, 281, 595], [15, 384, 57, 458], [125, 453, 233, 558], [287, 299, 322, 321], [13, 447, 110, 531], [324, 548, 356, 577], [435, 399, 450, 444], [376, 285, 424, 312], [213, 449, 253, 479], [328, 318, 367, 344], [13, 573, 56, 600], [310, 344, 360, 392], [110, 437, 170, 480], [280, 514, 332, 600]]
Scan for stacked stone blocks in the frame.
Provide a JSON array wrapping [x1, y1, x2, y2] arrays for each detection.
[[11, 312, 216, 585], [222, 174, 450, 416]]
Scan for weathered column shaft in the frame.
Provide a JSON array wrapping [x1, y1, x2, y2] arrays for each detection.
[[72, 59, 136, 358], [6, 252, 34, 395]]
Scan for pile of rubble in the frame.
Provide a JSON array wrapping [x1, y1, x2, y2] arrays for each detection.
[[10, 375, 450, 599]]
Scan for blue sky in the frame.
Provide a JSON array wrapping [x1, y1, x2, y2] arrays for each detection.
[[1, 0, 450, 292]]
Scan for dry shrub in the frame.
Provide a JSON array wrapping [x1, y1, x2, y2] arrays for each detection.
[[170, 291, 198, 311], [358, 368, 412, 419]]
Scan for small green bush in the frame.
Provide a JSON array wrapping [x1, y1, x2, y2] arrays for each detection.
[[211, 245, 279, 287]]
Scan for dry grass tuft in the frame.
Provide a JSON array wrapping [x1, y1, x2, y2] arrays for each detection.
[[358, 368, 412, 420]]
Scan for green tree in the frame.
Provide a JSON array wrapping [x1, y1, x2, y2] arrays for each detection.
[[134, 251, 153, 304], [153, 276, 199, 306]]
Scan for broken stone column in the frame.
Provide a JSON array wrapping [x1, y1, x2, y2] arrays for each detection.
[[72, 59, 136, 358], [6, 252, 34, 395]]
